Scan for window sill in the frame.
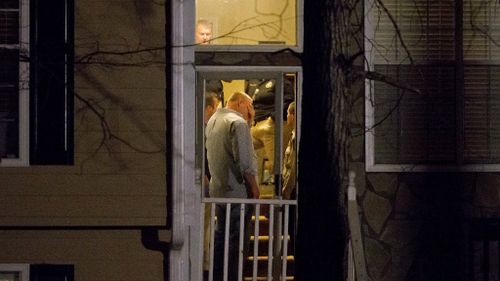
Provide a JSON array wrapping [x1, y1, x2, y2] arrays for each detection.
[[366, 163, 500, 173]]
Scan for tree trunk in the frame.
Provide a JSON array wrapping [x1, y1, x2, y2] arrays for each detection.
[[296, 0, 352, 280]]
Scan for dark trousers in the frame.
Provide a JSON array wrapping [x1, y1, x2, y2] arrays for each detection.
[[213, 204, 252, 281]]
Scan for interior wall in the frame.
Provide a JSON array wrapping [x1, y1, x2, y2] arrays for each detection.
[[196, 0, 297, 45], [221, 80, 245, 104]]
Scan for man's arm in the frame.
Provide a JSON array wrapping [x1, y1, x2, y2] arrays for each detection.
[[243, 172, 260, 199], [231, 119, 259, 199]]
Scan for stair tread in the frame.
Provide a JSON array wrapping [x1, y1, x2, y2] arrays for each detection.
[[247, 255, 295, 261], [249, 235, 291, 241], [243, 276, 295, 281]]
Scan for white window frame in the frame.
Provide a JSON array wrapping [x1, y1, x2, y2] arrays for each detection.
[[0, 264, 30, 281], [194, 0, 303, 53], [0, 0, 30, 167], [364, 0, 500, 173]]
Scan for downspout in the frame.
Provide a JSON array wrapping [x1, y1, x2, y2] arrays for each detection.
[[165, 0, 173, 239], [164, 0, 175, 278], [141, 228, 170, 281]]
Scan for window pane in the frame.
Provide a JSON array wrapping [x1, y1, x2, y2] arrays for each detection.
[[199, 72, 297, 198], [0, 1, 19, 9], [464, 66, 500, 163], [463, 0, 500, 163], [195, 0, 297, 46], [30, 0, 74, 165], [0, 49, 19, 158], [463, 0, 500, 61], [0, 10, 19, 44], [0, 49, 19, 85], [373, 0, 455, 64], [373, 65, 456, 164]]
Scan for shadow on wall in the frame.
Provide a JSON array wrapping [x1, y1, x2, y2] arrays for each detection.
[[363, 173, 472, 281], [399, 174, 469, 281]]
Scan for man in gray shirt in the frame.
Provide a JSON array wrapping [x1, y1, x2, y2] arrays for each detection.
[[205, 91, 259, 281], [206, 91, 260, 199]]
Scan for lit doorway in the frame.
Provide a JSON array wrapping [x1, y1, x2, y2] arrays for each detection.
[[196, 66, 301, 281]]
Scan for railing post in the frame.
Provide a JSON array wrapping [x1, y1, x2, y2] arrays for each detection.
[[347, 171, 368, 281], [272, 204, 283, 281]]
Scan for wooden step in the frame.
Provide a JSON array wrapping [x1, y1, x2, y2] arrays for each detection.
[[249, 235, 293, 253], [243, 276, 294, 281], [245, 254, 295, 275], [247, 255, 294, 262]]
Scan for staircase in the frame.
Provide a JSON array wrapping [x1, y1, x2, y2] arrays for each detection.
[[202, 185, 296, 281], [244, 185, 295, 280]]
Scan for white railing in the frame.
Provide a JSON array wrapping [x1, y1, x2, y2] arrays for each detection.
[[202, 198, 297, 281], [346, 171, 368, 281]]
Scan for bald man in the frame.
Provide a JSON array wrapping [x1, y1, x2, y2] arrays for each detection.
[[205, 91, 259, 281]]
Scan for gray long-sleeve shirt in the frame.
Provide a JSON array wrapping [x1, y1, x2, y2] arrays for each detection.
[[205, 108, 257, 198]]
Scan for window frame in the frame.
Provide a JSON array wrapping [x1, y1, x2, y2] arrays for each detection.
[[0, 264, 30, 281], [364, 0, 500, 172], [194, 0, 304, 53]]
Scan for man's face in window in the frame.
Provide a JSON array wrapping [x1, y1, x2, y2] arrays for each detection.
[[196, 23, 212, 44]]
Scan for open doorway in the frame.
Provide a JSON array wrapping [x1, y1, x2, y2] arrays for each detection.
[[196, 67, 301, 281]]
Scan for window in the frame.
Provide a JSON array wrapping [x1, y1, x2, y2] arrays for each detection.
[[0, 264, 29, 281], [365, 0, 500, 172], [0, 264, 73, 281], [0, 0, 73, 166], [195, 0, 303, 52], [196, 67, 301, 198]]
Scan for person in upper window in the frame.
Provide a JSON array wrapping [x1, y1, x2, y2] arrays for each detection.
[[196, 19, 213, 45]]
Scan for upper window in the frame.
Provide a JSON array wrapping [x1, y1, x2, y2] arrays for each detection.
[[365, 0, 500, 172], [195, 0, 302, 51], [0, 0, 73, 167]]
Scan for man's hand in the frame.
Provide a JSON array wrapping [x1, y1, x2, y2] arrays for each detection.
[[250, 184, 260, 199], [243, 172, 260, 199]]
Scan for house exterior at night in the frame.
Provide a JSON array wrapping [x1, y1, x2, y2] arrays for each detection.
[[1, 0, 500, 281]]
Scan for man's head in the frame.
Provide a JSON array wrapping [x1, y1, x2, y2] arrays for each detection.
[[196, 19, 213, 44], [205, 91, 220, 124], [286, 101, 296, 128], [226, 91, 255, 125]]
